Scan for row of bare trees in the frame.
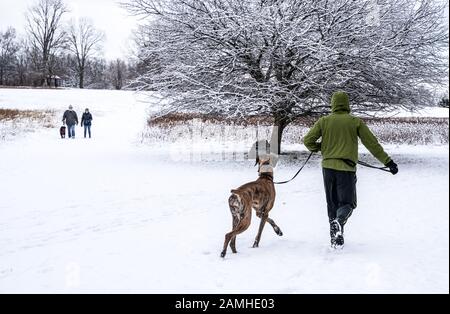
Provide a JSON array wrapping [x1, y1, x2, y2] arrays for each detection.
[[0, 0, 134, 89]]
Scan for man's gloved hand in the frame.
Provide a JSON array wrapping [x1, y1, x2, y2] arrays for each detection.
[[385, 160, 398, 175]]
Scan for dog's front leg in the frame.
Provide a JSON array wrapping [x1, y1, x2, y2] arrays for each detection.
[[253, 214, 268, 248]]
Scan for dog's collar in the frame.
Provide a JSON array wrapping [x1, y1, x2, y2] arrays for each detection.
[[259, 172, 274, 180]]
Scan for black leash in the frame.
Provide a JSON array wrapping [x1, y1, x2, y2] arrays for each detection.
[[343, 158, 391, 173], [274, 154, 390, 186], [357, 160, 391, 173], [274, 152, 314, 185]]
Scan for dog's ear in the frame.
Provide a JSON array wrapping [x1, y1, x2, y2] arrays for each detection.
[[254, 156, 259, 167]]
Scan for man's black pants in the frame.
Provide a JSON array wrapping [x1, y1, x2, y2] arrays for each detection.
[[322, 168, 357, 229]]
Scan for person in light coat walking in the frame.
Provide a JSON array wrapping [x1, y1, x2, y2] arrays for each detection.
[[62, 105, 78, 139]]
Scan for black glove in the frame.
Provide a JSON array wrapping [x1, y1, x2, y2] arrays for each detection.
[[385, 160, 398, 175]]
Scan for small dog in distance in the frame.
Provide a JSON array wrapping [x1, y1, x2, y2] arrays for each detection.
[[60, 125, 66, 138]]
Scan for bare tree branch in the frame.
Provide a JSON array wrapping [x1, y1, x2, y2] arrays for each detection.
[[67, 18, 105, 88], [26, 0, 68, 85]]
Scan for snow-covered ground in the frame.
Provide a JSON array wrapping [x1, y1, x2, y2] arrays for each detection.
[[0, 88, 448, 293]]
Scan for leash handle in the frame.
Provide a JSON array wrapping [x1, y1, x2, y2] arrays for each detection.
[[274, 152, 314, 185]]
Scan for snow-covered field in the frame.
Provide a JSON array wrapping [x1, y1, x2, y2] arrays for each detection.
[[0, 88, 448, 293]]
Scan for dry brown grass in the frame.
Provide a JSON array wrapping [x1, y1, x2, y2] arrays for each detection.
[[146, 113, 449, 145], [148, 112, 448, 128], [0, 108, 53, 120], [149, 113, 317, 127], [0, 108, 56, 127]]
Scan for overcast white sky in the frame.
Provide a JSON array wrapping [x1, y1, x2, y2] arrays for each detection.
[[0, 0, 448, 62], [0, 0, 140, 60]]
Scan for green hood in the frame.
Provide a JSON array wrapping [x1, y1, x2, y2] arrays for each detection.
[[331, 91, 350, 113]]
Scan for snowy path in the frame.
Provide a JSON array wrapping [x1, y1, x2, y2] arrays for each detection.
[[0, 89, 448, 293]]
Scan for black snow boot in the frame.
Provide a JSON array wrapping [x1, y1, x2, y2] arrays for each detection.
[[330, 219, 344, 248]]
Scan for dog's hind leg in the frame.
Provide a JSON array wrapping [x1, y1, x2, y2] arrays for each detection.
[[230, 217, 239, 253], [230, 236, 237, 253], [253, 213, 268, 248], [222, 219, 250, 258], [267, 217, 283, 236], [221, 231, 235, 258], [221, 226, 246, 258]]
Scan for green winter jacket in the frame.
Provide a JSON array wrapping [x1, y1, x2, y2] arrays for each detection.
[[303, 91, 391, 172]]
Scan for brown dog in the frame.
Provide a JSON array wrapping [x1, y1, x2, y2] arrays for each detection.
[[221, 154, 282, 258]]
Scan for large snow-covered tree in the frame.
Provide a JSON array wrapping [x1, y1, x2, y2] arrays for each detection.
[[125, 0, 448, 153]]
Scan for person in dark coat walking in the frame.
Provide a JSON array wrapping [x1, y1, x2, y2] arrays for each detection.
[[303, 91, 398, 248], [81, 108, 93, 138], [62, 105, 78, 139]]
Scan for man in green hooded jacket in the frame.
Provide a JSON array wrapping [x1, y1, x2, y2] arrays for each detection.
[[303, 91, 398, 248]]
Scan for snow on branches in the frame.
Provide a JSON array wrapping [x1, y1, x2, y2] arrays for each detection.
[[125, 0, 448, 122]]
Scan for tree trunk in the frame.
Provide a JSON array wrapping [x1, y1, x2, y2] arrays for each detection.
[[79, 70, 84, 89], [42, 52, 49, 87], [270, 116, 289, 155]]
